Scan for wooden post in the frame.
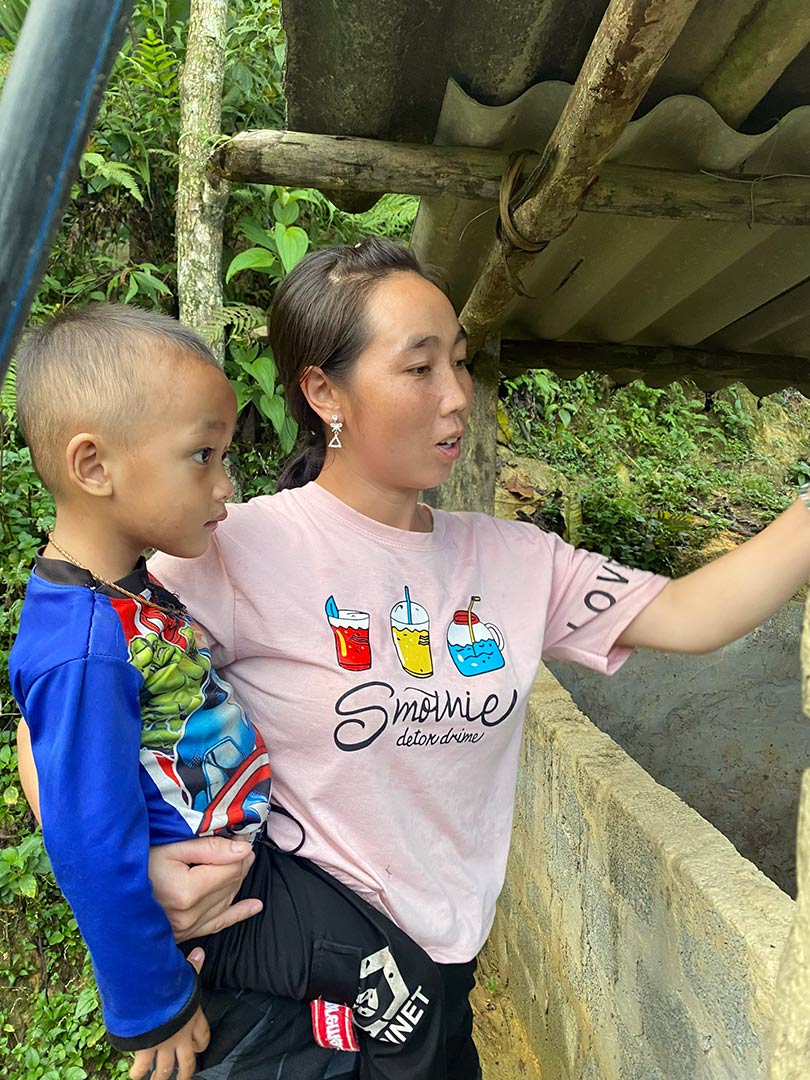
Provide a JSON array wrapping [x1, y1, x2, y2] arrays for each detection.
[[459, 0, 703, 352], [423, 336, 500, 514], [212, 131, 810, 228]]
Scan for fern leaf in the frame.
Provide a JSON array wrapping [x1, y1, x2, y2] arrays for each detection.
[[0, 358, 15, 414]]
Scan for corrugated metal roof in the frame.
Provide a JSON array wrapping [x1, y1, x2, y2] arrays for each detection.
[[283, 0, 810, 140], [411, 82, 810, 357], [282, 0, 810, 365]]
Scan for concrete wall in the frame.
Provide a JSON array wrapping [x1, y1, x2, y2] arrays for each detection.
[[547, 603, 806, 896], [487, 666, 794, 1079]]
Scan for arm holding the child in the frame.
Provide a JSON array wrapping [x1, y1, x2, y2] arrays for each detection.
[[16, 721, 260, 942]]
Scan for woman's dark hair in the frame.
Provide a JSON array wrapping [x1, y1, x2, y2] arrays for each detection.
[[270, 236, 438, 490]]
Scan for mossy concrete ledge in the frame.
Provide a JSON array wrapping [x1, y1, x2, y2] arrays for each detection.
[[485, 665, 794, 1079]]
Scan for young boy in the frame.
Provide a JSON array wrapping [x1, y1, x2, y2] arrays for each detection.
[[9, 304, 444, 1080]]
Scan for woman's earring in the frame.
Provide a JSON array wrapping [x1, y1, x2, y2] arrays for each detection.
[[328, 414, 343, 449]]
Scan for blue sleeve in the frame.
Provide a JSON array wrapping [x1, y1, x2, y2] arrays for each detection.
[[24, 655, 199, 1049]]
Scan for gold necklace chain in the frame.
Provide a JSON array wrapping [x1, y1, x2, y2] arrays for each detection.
[[46, 534, 184, 617]]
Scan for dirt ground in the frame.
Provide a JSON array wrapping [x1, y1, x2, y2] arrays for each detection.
[[471, 954, 542, 1079]]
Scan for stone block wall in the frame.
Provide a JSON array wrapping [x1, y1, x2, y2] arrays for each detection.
[[548, 604, 806, 896], [486, 666, 794, 1079]]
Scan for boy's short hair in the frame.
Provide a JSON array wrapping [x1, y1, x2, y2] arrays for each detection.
[[15, 303, 220, 495]]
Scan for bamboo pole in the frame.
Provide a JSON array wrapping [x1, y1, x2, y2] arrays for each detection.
[[213, 130, 810, 228], [457, 0, 704, 352], [700, 0, 810, 129]]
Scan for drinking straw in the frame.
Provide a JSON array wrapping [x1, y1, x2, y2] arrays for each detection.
[[404, 585, 412, 623], [467, 596, 481, 645]]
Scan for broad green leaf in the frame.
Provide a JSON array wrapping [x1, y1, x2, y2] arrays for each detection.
[[248, 352, 278, 399], [260, 393, 287, 433], [273, 199, 299, 226], [225, 247, 278, 284], [18, 872, 37, 898], [229, 379, 255, 414], [280, 414, 299, 455], [75, 985, 99, 1020], [240, 217, 277, 251], [274, 224, 309, 274], [285, 188, 321, 204]]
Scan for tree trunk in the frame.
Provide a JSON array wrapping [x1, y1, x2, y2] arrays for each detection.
[[176, 0, 229, 360], [423, 336, 500, 514]]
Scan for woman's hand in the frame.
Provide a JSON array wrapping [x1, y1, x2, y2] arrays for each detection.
[[129, 949, 210, 1080], [148, 838, 262, 942], [22, 717, 261, 941]]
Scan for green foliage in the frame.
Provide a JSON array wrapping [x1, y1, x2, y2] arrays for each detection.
[[0, 831, 50, 904], [227, 341, 297, 455], [0, 0, 28, 38], [501, 372, 796, 574]]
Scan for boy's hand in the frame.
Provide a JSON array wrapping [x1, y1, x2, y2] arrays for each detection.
[[148, 837, 261, 942], [129, 949, 209, 1080]]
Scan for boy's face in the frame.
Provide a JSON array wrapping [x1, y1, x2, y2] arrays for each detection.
[[109, 351, 238, 562]]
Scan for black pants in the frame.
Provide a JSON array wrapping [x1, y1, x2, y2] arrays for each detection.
[[192, 844, 447, 1080], [192, 961, 482, 1080]]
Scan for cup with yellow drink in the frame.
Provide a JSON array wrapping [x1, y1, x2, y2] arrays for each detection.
[[390, 586, 432, 678]]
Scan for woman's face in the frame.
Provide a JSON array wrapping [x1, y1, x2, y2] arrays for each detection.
[[333, 272, 473, 496]]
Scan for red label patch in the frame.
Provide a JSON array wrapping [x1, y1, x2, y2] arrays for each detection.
[[310, 998, 359, 1052]]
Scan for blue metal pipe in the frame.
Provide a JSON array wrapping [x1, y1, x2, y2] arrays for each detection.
[[0, 0, 135, 377]]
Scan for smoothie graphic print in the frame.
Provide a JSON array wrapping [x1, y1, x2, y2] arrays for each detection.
[[446, 595, 506, 676], [325, 595, 372, 671], [390, 586, 433, 678]]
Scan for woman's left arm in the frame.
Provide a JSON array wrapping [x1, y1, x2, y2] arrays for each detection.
[[619, 498, 810, 653]]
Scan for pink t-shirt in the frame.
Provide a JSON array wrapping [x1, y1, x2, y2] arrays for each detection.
[[150, 482, 668, 962]]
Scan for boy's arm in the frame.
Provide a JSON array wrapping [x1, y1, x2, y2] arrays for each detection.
[[129, 950, 210, 1080], [20, 655, 200, 1050], [17, 719, 260, 939], [16, 718, 39, 821]]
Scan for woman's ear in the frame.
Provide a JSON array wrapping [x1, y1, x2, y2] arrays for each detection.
[[64, 432, 114, 497], [299, 366, 343, 426]]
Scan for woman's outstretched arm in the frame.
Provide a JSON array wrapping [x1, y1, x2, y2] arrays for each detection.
[[619, 497, 810, 653]]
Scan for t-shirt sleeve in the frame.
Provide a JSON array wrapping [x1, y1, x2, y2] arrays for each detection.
[[149, 539, 237, 666], [24, 655, 199, 1049], [540, 531, 670, 674]]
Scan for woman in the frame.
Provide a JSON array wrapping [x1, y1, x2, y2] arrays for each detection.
[[25, 238, 810, 1077]]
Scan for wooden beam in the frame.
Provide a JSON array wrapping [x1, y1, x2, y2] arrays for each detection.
[[212, 130, 810, 227], [458, 0, 703, 353], [699, 0, 810, 128], [213, 130, 506, 199], [500, 339, 810, 397]]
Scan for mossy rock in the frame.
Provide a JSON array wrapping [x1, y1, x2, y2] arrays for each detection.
[[751, 397, 810, 478]]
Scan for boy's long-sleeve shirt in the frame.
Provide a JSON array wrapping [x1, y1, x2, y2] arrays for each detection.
[[9, 556, 271, 1050]]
